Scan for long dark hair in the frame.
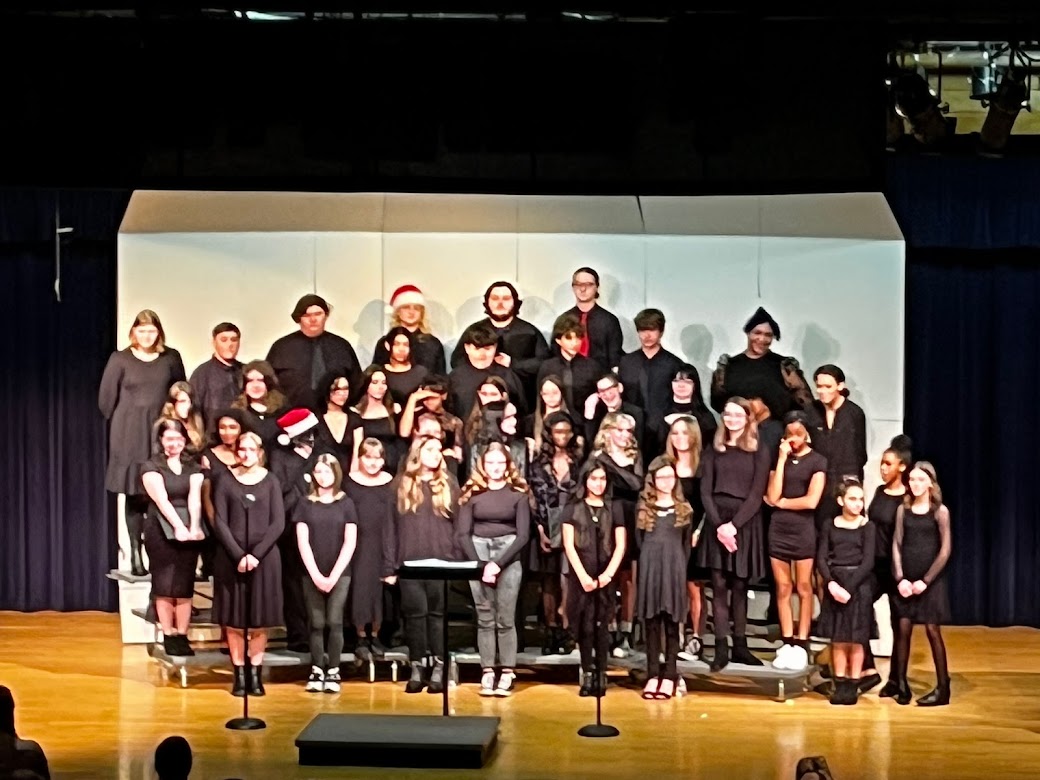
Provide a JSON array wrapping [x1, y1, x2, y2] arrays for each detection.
[[535, 411, 584, 465]]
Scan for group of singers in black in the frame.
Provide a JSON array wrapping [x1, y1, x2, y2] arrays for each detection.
[[98, 266, 952, 706]]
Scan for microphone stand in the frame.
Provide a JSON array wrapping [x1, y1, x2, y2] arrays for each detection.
[[227, 490, 265, 731], [578, 503, 619, 739]]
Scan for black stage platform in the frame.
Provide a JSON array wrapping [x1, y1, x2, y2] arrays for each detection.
[[295, 713, 500, 768]]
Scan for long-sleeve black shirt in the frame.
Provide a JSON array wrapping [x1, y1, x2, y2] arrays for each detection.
[[617, 347, 684, 425], [455, 488, 531, 568], [817, 520, 876, 591], [189, 356, 243, 434], [700, 444, 770, 530], [560, 304, 624, 371], [387, 477, 461, 568], [536, 354, 603, 418], [447, 361, 526, 420], [266, 330, 362, 412], [807, 398, 867, 482], [372, 331, 446, 375]]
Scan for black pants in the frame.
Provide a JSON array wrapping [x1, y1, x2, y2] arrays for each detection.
[[400, 578, 445, 659], [711, 569, 749, 638], [302, 575, 351, 668], [566, 586, 613, 675], [278, 531, 308, 647], [645, 613, 680, 680]]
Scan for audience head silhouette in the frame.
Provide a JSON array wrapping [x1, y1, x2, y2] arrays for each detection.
[[155, 735, 192, 780]]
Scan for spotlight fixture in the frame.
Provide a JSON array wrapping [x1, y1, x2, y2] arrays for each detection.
[[892, 71, 953, 145], [979, 67, 1029, 153]]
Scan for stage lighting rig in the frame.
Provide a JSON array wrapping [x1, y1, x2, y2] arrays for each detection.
[[892, 70, 954, 145]]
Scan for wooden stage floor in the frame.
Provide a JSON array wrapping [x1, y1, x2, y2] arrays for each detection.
[[1, 612, 1038, 780]]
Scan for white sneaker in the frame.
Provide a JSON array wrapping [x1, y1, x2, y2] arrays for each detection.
[[479, 670, 496, 697], [324, 668, 341, 693], [305, 666, 324, 692], [678, 634, 703, 662], [785, 645, 809, 672], [772, 643, 793, 670], [494, 671, 516, 697]]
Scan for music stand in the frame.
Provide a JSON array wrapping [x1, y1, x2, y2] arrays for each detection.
[[227, 491, 265, 731], [398, 559, 483, 716]]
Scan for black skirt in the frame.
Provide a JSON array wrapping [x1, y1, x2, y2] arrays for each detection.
[[891, 577, 951, 625], [143, 514, 200, 599], [817, 565, 874, 645], [697, 495, 766, 581], [768, 509, 817, 560]]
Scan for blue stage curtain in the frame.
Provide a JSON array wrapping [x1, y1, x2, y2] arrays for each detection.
[[906, 249, 1040, 627], [0, 189, 127, 611]]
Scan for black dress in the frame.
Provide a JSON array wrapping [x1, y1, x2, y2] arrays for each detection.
[[598, 454, 643, 564], [239, 404, 286, 451], [697, 444, 770, 580], [679, 474, 710, 581], [384, 365, 430, 407], [892, 505, 952, 625], [711, 351, 800, 423], [98, 348, 186, 494], [314, 410, 362, 465], [867, 487, 904, 595], [636, 508, 693, 621], [212, 471, 285, 629], [562, 501, 624, 626], [141, 457, 202, 598], [816, 520, 876, 644], [343, 477, 396, 626], [768, 450, 828, 560]]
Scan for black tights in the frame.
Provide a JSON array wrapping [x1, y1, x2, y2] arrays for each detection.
[[645, 614, 680, 680], [710, 569, 749, 638], [575, 592, 611, 675], [892, 618, 949, 684]]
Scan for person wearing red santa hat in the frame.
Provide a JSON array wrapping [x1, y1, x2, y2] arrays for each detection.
[[371, 285, 447, 375], [269, 406, 326, 653]]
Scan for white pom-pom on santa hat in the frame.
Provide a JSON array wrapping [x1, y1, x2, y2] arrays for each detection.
[[386, 284, 425, 314], [276, 408, 319, 446]]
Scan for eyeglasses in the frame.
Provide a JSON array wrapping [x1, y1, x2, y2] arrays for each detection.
[[571, 282, 597, 289]]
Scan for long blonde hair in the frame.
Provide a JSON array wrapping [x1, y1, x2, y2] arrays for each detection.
[[128, 309, 167, 353], [397, 436, 455, 518], [636, 455, 693, 532], [158, 381, 205, 452], [307, 453, 346, 502], [593, 411, 640, 462], [713, 396, 759, 453], [664, 415, 702, 475], [459, 441, 530, 505], [391, 306, 432, 335]]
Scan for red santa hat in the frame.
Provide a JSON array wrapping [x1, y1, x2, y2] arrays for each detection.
[[276, 408, 319, 446], [387, 284, 425, 313]]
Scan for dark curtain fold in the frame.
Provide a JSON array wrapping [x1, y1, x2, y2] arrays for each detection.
[[0, 189, 127, 611], [906, 248, 1040, 627]]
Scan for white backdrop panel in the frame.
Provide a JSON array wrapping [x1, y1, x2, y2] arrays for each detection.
[[313, 233, 385, 367], [517, 234, 646, 356], [118, 232, 326, 374], [381, 233, 517, 358]]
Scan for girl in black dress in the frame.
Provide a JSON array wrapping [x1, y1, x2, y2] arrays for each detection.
[[590, 411, 643, 657], [816, 478, 876, 705], [295, 454, 358, 694], [528, 411, 583, 655], [809, 365, 868, 531], [345, 438, 396, 657], [98, 309, 186, 576], [457, 442, 532, 697], [315, 373, 361, 465], [859, 434, 911, 691], [562, 459, 627, 697], [636, 456, 694, 700], [699, 396, 771, 671], [765, 411, 827, 670], [388, 436, 461, 694], [351, 366, 402, 475], [231, 360, 288, 450], [382, 327, 430, 404], [212, 432, 285, 697], [153, 381, 206, 458], [884, 461, 953, 707], [664, 416, 708, 659], [141, 420, 206, 657]]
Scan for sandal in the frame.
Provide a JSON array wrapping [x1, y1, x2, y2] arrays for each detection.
[[654, 678, 675, 700], [642, 678, 660, 699]]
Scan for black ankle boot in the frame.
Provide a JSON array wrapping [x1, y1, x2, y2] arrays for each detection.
[[542, 626, 556, 656], [893, 677, 912, 705], [731, 636, 764, 666], [830, 678, 858, 705], [405, 660, 426, 693], [878, 677, 901, 697], [248, 665, 265, 696], [232, 666, 246, 697], [710, 637, 730, 672], [579, 672, 594, 697], [916, 680, 950, 707]]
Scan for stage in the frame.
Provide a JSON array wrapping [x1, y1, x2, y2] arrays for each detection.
[[1, 613, 1037, 780]]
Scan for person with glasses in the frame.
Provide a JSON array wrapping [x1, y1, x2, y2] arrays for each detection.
[[582, 372, 646, 453], [558, 267, 624, 373]]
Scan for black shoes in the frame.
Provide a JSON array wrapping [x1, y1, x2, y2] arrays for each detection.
[[579, 672, 594, 697], [232, 666, 247, 697], [427, 657, 445, 694], [248, 665, 265, 696], [829, 678, 859, 705], [916, 681, 950, 707], [858, 672, 883, 693], [731, 636, 764, 666], [710, 638, 730, 672], [405, 660, 426, 693], [878, 676, 913, 705], [162, 634, 194, 657]]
